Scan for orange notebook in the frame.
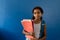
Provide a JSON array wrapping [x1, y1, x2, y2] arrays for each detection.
[[21, 19, 34, 38]]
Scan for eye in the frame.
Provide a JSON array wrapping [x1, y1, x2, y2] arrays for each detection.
[[37, 12, 40, 14], [34, 12, 36, 14]]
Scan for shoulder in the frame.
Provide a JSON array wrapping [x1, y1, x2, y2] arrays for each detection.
[[42, 20, 46, 24]]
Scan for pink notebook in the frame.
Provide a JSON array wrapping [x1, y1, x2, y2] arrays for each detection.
[[21, 19, 34, 38]]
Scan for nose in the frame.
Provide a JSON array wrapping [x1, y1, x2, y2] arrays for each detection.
[[36, 13, 39, 16]]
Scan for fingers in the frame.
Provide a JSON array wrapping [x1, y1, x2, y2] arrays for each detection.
[[33, 37, 38, 40]]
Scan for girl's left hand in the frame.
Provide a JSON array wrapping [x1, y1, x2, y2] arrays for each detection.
[[38, 38, 43, 40], [31, 37, 38, 40]]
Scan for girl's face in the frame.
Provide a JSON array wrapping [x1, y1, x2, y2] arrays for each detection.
[[33, 9, 42, 19]]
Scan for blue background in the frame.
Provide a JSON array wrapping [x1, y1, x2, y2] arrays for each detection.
[[0, 0, 60, 40]]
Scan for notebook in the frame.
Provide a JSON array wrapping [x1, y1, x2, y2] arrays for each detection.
[[21, 19, 34, 38]]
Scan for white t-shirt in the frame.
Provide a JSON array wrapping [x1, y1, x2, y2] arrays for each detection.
[[34, 22, 41, 38]]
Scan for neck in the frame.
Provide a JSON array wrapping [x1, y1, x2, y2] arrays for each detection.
[[34, 18, 41, 21], [33, 18, 41, 24]]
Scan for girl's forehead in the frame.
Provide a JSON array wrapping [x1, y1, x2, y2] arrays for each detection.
[[34, 9, 41, 12]]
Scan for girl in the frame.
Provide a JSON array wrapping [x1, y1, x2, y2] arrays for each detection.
[[22, 6, 46, 40]]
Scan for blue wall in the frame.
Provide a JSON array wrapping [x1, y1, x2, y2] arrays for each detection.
[[0, 0, 60, 40]]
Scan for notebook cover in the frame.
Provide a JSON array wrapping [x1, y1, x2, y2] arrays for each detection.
[[21, 19, 34, 38]]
